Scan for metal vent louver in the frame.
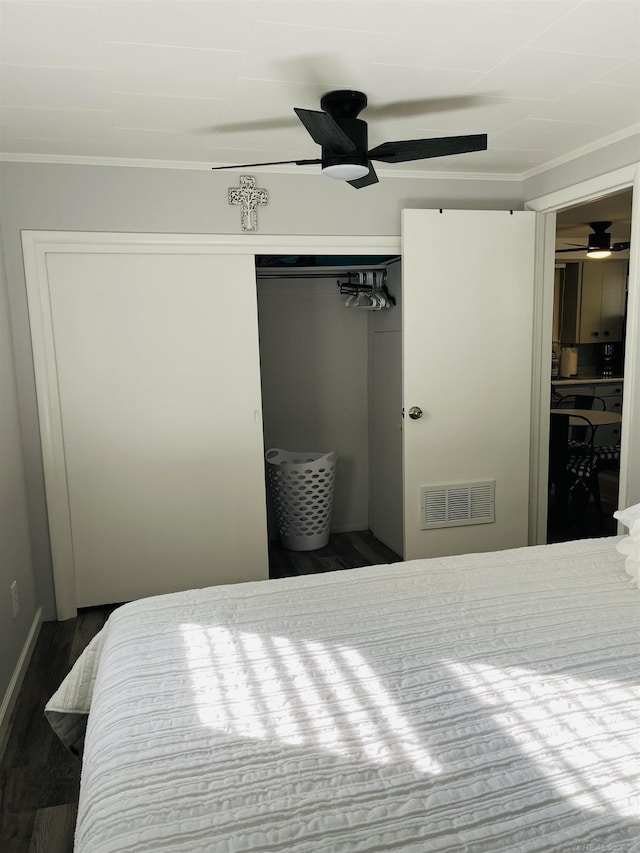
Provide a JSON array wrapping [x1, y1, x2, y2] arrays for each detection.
[[420, 481, 495, 529]]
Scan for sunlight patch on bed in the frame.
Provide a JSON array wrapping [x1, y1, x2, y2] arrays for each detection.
[[447, 660, 639, 818], [182, 623, 440, 773], [337, 646, 441, 774]]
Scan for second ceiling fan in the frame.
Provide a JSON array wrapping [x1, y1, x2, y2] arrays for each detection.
[[211, 89, 487, 189], [556, 221, 631, 259]]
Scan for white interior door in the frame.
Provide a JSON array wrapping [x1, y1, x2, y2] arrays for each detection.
[[45, 250, 268, 607], [402, 209, 536, 560]]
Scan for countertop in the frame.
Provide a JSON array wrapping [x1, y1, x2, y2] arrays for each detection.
[[552, 375, 623, 385]]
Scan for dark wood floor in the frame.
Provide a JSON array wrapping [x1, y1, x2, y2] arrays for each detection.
[[0, 531, 400, 852], [268, 528, 401, 578], [0, 606, 118, 852]]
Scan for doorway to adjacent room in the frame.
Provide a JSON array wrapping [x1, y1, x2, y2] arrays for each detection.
[[548, 189, 631, 543]]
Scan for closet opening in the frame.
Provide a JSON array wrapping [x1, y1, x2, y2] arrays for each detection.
[[255, 254, 403, 578]]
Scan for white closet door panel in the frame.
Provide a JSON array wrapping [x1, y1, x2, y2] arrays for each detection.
[[402, 209, 535, 561], [47, 251, 267, 606]]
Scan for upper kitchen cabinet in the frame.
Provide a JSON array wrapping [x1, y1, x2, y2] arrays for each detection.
[[559, 260, 627, 344]]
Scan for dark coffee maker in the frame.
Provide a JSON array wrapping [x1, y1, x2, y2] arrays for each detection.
[[598, 342, 618, 377]]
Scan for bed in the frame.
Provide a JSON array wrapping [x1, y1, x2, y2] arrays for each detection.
[[46, 535, 640, 852]]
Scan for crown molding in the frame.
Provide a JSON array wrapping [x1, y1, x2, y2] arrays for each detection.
[[525, 164, 638, 212], [0, 151, 521, 182], [2, 125, 638, 183]]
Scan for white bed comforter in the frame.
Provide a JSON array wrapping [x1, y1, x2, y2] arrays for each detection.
[[47, 537, 640, 852]]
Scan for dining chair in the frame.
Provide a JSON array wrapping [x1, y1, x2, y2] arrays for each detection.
[[552, 392, 605, 438], [549, 411, 603, 530], [552, 392, 620, 473]]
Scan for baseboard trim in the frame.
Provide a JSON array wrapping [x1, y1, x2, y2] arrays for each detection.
[[0, 607, 43, 760]]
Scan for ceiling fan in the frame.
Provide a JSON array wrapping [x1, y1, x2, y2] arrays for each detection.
[[210, 89, 487, 189], [556, 221, 631, 259]]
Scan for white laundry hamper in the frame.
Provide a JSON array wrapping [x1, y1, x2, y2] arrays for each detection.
[[265, 448, 337, 551]]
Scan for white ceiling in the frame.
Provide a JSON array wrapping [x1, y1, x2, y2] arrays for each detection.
[[0, 0, 638, 179]]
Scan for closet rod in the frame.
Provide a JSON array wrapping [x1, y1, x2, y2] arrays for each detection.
[[256, 269, 387, 280]]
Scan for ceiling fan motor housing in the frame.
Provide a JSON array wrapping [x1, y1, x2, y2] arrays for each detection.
[[320, 90, 368, 120], [589, 221, 613, 251], [321, 115, 369, 173], [588, 232, 611, 252]]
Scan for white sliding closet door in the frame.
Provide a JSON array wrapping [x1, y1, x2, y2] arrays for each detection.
[[44, 250, 267, 609], [402, 209, 536, 560]]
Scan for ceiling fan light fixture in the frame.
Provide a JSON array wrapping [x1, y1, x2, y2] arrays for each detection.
[[586, 248, 612, 259], [321, 155, 369, 181]]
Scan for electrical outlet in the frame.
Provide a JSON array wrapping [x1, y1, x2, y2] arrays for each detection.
[[10, 581, 19, 618]]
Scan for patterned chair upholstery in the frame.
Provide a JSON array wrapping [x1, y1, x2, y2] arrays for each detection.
[[554, 393, 620, 473], [549, 411, 603, 526], [594, 444, 621, 470], [566, 441, 601, 495]]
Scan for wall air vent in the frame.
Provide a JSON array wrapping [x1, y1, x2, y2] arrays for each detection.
[[420, 481, 495, 529]]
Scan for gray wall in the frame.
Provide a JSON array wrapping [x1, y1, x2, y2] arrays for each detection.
[[2, 143, 637, 625], [522, 132, 640, 201], [0, 161, 523, 620], [0, 232, 38, 711]]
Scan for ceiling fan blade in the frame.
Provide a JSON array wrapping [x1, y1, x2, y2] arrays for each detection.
[[612, 242, 631, 251], [214, 117, 298, 134], [211, 158, 321, 171], [555, 246, 588, 252], [214, 95, 493, 134], [294, 107, 358, 153], [365, 94, 490, 120], [368, 133, 487, 163], [348, 162, 379, 189]]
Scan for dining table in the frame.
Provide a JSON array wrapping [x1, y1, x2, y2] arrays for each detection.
[[549, 408, 622, 428]]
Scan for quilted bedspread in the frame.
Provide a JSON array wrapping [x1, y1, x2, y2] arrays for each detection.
[[47, 537, 640, 852]]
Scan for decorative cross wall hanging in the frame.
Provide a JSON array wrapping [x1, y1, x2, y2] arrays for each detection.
[[228, 175, 268, 232]]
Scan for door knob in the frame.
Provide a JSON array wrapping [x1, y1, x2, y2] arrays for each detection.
[[408, 406, 423, 420]]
